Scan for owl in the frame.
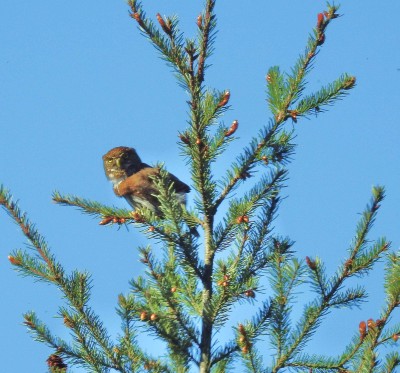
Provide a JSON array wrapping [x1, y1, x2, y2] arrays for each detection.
[[102, 146, 191, 214]]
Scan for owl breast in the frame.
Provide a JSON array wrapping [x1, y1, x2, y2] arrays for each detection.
[[109, 176, 125, 186], [176, 192, 187, 205], [124, 195, 157, 211], [123, 190, 187, 212]]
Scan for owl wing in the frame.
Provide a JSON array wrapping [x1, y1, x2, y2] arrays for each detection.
[[115, 168, 156, 195], [137, 165, 190, 194], [116, 167, 190, 211], [166, 172, 191, 194], [136, 162, 190, 194], [114, 168, 155, 210]]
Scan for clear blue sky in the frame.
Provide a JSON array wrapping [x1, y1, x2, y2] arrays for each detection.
[[1, 1, 399, 372]]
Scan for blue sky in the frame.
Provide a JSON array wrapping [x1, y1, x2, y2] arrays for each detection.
[[1, 1, 399, 371]]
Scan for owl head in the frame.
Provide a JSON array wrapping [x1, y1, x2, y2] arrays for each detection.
[[102, 146, 142, 184]]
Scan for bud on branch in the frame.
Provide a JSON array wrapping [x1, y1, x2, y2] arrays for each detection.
[[225, 120, 238, 137], [217, 90, 230, 108], [156, 13, 172, 35]]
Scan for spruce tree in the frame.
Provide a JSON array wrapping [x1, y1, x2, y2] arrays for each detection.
[[1, 1, 399, 372]]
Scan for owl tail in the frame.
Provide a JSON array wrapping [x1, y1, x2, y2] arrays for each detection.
[[181, 209, 200, 238], [189, 226, 200, 237]]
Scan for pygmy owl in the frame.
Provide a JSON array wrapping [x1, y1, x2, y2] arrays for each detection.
[[102, 146, 191, 214]]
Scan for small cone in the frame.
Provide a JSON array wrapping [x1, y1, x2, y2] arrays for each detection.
[[47, 354, 67, 370]]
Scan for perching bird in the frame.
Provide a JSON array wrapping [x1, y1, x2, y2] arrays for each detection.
[[102, 146, 191, 214]]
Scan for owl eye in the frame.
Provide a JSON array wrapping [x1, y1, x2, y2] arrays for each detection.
[[107, 159, 113, 164]]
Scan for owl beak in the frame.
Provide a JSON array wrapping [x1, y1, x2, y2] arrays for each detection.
[[116, 158, 121, 169]]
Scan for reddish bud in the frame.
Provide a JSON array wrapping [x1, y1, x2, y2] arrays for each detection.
[[245, 289, 255, 298], [47, 354, 67, 370], [305, 256, 317, 270], [266, 74, 272, 82], [261, 155, 268, 165], [217, 90, 230, 108], [236, 216, 244, 224], [132, 12, 141, 22], [241, 346, 249, 354], [131, 211, 144, 222], [238, 324, 246, 335], [23, 316, 34, 328], [179, 133, 190, 145], [392, 334, 399, 342], [317, 33, 326, 46], [197, 14, 203, 28], [225, 120, 239, 137], [148, 226, 155, 232], [140, 311, 148, 321], [196, 138, 202, 145], [156, 13, 165, 26], [239, 336, 246, 343], [112, 217, 119, 224], [8, 255, 21, 266], [344, 259, 353, 271], [99, 217, 113, 225], [119, 218, 126, 224], [63, 316, 74, 328], [367, 318, 376, 329], [287, 110, 299, 123], [171, 287, 177, 293], [242, 215, 249, 223], [150, 313, 158, 321], [344, 259, 353, 266], [156, 13, 171, 35], [359, 321, 367, 339], [317, 13, 324, 29], [343, 76, 356, 90], [375, 319, 384, 328]]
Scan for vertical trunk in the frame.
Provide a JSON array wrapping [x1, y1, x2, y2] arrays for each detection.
[[199, 220, 214, 373], [199, 269, 212, 372]]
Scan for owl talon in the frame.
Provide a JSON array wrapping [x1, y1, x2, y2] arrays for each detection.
[[189, 226, 200, 237]]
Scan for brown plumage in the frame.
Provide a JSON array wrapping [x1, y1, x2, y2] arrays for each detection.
[[103, 146, 190, 213]]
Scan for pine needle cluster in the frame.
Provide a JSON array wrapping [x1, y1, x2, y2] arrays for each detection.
[[1, 2, 399, 372]]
